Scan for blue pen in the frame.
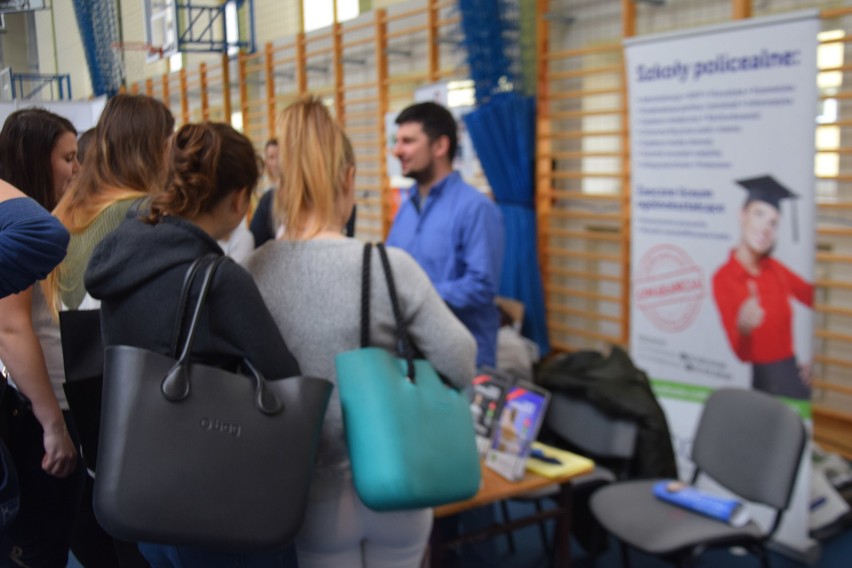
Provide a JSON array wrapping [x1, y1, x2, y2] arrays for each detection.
[[530, 448, 562, 465]]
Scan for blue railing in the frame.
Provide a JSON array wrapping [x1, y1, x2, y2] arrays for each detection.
[[5, 72, 73, 101]]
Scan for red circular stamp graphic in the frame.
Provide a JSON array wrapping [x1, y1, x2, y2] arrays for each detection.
[[634, 244, 705, 333]]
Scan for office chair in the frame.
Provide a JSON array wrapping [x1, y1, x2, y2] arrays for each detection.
[[590, 388, 807, 568], [500, 391, 639, 557]]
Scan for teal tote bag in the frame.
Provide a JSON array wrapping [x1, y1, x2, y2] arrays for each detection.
[[335, 243, 481, 511]]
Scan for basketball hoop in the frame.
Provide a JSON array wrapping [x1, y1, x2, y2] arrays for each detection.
[[110, 41, 167, 85], [111, 41, 166, 61]]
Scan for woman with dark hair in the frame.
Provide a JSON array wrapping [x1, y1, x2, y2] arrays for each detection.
[[0, 108, 81, 565], [86, 122, 301, 567], [0, 96, 173, 566], [0, 107, 79, 212]]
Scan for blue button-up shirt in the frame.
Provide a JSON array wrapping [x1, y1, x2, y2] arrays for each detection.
[[387, 172, 504, 367]]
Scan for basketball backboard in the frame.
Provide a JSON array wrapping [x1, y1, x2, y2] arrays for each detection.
[[143, 0, 179, 62], [0, 1, 46, 14]]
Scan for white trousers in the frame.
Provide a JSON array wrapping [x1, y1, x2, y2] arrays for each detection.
[[295, 476, 432, 568]]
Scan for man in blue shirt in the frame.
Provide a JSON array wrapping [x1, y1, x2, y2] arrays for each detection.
[[387, 102, 504, 367]]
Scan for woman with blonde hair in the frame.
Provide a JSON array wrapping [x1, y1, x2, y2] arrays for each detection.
[[247, 97, 476, 568], [48, 94, 175, 311]]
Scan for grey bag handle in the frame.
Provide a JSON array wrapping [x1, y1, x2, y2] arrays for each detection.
[[161, 255, 283, 415]]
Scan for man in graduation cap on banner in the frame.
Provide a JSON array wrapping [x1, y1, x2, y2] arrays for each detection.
[[712, 175, 814, 400]]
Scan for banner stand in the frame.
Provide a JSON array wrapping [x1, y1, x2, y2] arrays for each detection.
[[625, 10, 821, 560]]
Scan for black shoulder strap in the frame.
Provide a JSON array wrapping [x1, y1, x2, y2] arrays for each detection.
[[169, 254, 219, 359], [376, 243, 416, 382], [359, 243, 372, 348], [162, 255, 227, 401]]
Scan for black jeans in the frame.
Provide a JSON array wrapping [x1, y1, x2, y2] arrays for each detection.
[[3, 409, 84, 568]]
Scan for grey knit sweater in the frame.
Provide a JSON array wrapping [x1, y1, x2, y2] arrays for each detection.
[[246, 238, 477, 479]]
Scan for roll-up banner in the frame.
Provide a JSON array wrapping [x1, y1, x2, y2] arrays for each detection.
[[625, 11, 819, 560]]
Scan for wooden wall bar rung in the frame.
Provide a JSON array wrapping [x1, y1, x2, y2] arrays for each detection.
[[435, 67, 466, 79], [344, 95, 380, 105], [550, 151, 623, 159], [816, 329, 852, 343], [812, 378, 852, 394], [821, 6, 852, 17], [343, 36, 374, 48], [305, 46, 335, 58], [815, 279, 852, 291], [545, 43, 622, 61], [548, 65, 623, 81], [544, 247, 622, 262], [813, 357, 852, 372], [386, 25, 429, 40], [548, 190, 622, 200], [343, 110, 379, 121], [243, 109, 267, 120], [552, 171, 624, 180], [550, 304, 623, 324], [818, 174, 852, 182], [819, 64, 852, 73], [306, 28, 333, 41], [815, 303, 852, 317], [544, 228, 622, 242], [343, 19, 374, 33], [819, 36, 852, 46], [357, 211, 383, 221], [547, 322, 621, 344], [549, 266, 622, 282], [818, 227, 852, 237], [817, 252, 852, 263], [339, 80, 377, 92], [244, 62, 266, 74], [383, 6, 427, 23], [818, 202, 852, 209], [435, 16, 460, 27], [270, 41, 296, 53], [549, 210, 622, 222], [551, 108, 624, 120], [544, 130, 624, 139], [549, 87, 622, 100], [385, 72, 431, 85]]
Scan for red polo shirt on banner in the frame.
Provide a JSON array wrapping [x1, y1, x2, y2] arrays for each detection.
[[712, 250, 813, 364]]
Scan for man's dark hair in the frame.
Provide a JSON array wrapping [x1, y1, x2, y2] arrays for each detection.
[[395, 102, 457, 161], [264, 137, 278, 149]]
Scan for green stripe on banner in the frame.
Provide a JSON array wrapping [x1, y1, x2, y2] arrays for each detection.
[[651, 379, 812, 420], [650, 380, 714, 403]]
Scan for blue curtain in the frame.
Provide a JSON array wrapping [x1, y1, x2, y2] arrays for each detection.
[[464, 93, 549, 354]]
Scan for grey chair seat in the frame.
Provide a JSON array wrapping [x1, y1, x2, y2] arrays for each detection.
[[589, 389, 806, 568], [591, 479, 764, 555]]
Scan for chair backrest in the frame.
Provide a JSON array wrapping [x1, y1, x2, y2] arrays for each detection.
[[692, 388, 806, 511], [546, 392, 639, 466]]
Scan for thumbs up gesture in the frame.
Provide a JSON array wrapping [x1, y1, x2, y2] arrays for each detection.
[[737, 280, 765, 335]]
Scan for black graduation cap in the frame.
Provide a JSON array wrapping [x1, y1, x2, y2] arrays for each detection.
[[736, 175, 799, 242]]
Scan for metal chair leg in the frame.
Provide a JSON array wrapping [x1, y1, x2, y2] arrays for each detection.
[[499, 500, 517, 555], [533, 498, 552, 556], [618, 539, 632, 568]]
